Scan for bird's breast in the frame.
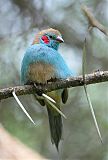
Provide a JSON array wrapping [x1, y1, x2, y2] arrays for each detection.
[[28, 62, 55, 83]]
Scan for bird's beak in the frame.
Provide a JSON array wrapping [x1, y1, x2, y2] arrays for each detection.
[[56, 36, 64, 43]]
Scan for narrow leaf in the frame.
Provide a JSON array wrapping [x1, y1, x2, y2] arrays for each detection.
[[82, 39, 86, 82], [42, 93, 56, 104], [84, 85, 103, 143], [44, 95, 66, 119], [82, 39, 103, 143], [12, 90, 35, 125]]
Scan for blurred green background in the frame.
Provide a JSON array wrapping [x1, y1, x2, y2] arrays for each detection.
[[1, 0, 108, 159]]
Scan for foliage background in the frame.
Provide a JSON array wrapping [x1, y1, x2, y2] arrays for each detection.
[[0, 0, 108, 159]]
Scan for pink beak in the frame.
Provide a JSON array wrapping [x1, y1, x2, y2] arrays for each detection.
[[56, 36, 64, 43]]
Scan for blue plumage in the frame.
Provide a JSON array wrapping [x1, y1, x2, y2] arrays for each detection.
[[21, 44, 73, 84]]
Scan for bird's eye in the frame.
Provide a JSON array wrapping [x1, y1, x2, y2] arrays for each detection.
[[49, 35, 53, 39]]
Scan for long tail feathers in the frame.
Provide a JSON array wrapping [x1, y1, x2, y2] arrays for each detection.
[[47, 106, 62, 151], [34, 92, 64, 150]]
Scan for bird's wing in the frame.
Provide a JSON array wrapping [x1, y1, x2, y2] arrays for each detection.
[[61, 88, 68, 104]]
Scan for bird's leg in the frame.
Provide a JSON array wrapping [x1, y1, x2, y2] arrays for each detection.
[[47, 77, 58, 83], [33, 82, 43, 96]]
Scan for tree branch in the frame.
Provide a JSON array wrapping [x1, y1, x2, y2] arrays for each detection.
[[82, 5, 108, 36], [0, 71, 108, 101]]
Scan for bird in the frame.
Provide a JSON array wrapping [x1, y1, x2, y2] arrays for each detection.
[[21, 28, 74, 150]]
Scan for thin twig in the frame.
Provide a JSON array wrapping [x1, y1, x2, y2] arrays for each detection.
[[82, 5, 108, 36]]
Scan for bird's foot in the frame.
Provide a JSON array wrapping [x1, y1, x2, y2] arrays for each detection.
[[33, 83, 44, 96], [47, 77, 58, 83]]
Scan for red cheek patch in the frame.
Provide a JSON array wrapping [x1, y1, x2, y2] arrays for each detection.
[[41, 35, 49, 44]]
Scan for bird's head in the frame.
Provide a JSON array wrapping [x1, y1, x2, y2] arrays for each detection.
[[32, 28, 64, 50]]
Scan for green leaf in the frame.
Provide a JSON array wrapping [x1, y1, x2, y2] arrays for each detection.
[[82, 39, 103, 143]]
